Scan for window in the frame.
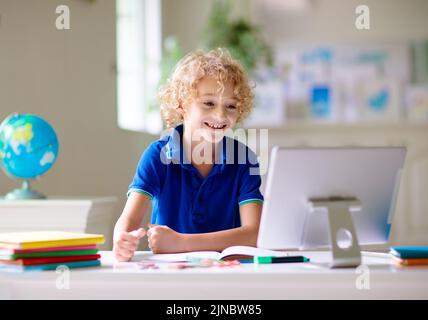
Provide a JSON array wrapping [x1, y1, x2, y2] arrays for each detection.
[[116, 0, 162, 134]]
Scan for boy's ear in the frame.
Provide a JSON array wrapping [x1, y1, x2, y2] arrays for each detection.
[[175, 100, 185, 116]]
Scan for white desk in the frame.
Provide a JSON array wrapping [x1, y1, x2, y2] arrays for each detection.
[[1, 251, 427, 299]]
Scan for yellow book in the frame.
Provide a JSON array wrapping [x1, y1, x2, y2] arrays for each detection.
[[0, 231, 105, 250]]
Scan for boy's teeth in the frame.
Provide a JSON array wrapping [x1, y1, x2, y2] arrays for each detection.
[[206, 122, 224, 129]]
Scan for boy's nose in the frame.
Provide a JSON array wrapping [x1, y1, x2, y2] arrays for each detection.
[[213, 106, 226, 120]]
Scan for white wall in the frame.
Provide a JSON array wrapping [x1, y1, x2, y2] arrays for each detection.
[[254, 0, 428, 46], [0, 0, 156, 245]]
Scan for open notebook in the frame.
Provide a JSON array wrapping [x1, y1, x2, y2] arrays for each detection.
[[145, 246, 289, 262]]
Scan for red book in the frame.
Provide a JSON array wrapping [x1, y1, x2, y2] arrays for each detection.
[[0, 254, 100, 266]]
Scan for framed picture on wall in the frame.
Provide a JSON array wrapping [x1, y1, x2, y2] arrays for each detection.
[[358, 79, 402, 122], [244, 80, 285, 128]]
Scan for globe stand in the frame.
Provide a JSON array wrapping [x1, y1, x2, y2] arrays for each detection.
[[5, 180, 46, 200]]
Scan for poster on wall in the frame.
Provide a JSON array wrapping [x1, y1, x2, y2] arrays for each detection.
[[244, 80, 285, 128], [358, 79, 402, 122], [275, 43, 410, 124]]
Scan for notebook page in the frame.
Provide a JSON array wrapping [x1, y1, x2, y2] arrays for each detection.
[[146, 251, 220, 262], [219, 246, 289, 259]]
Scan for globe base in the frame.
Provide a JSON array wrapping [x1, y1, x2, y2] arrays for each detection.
[[5, 180, 46, 200], [5, 188, 46, 200]]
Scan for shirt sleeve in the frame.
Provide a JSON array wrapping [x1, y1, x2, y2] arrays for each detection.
[[127, 142, 165, 200], [238, 146, 264, 206]]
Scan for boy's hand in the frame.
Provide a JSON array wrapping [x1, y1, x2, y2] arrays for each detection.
[[147, 224, 187, 254], [113, 228, 146, 262]]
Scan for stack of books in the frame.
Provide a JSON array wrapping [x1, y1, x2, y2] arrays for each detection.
[[0, 231, 105, 272], [390, 246, 428, 266]]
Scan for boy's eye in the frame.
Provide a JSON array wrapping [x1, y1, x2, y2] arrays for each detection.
[[227, 105, 237, 110], [204, 101, 215, 107]]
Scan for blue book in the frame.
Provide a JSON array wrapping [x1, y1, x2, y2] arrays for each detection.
[[0, 259, 101, 272], [390, 247, 428, 259]]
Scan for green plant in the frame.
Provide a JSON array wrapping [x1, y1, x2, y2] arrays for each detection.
[[201, 0, 273, 74]]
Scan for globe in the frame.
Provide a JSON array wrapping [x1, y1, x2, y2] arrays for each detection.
[[0, 113, 59, 199]]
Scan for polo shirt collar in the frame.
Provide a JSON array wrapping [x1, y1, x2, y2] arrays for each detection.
[[165, 123, 230, 172]]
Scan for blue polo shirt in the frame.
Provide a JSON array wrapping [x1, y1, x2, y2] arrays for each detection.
[[127, 124, 264, 234]]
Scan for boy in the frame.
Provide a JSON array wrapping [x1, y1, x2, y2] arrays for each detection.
[[113, 49, 264, 261]]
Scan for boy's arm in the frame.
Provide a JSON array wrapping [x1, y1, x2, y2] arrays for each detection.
[[114, 192, 151, 233], [180, 202, 262, 252], [146, 202, 262, 253], [113, 192, 151, 261]]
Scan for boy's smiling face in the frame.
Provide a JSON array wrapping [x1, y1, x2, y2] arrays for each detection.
[[181, 76, 239, 143]]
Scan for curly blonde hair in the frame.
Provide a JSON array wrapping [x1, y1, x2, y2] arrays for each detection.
[[158, 48, 254, 129]]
